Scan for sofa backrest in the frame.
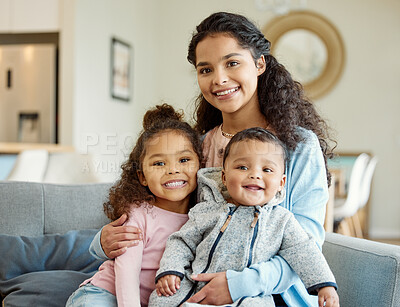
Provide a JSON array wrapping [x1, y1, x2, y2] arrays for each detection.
[[0, 181, 112, 236]]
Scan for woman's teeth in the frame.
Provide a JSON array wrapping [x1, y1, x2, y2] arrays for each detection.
[[216, 87, 238, 96]]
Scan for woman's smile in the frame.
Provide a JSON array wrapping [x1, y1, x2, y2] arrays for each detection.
[[214, 86, 240, 98]]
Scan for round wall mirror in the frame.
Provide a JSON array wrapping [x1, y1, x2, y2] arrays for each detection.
[[263, 11, 345, 99]]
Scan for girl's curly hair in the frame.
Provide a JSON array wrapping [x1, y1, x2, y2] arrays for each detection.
[[103, 104, 203, 221], [187, 12, 336, 186]]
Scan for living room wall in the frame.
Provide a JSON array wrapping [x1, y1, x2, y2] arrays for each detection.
[[59, 0, 400, 237], [59, 0, 161, 181]]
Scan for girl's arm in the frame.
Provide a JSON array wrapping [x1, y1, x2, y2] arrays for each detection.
[[89, 214, 142, 260], [114, 216, 145, 307], [114, 236, 143, 307]]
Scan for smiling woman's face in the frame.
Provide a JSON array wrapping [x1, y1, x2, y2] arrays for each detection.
[[195, 34, 265, 117]]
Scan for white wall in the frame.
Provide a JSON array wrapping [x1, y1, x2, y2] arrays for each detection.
[[59, 0, 160, 181], [59, 0, 400, 236]]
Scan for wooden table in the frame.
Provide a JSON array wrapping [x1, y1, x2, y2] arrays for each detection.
[[330, 167, 346, 197], [324, 168, 347, 232]]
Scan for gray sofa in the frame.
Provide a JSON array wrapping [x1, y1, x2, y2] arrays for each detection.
[[0, 181, 399, 307]]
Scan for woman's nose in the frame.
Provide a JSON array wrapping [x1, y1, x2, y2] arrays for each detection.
[[213, 68, 228, 85]]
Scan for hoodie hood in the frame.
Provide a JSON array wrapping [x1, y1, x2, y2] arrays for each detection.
[[197, 167, 285, 207]]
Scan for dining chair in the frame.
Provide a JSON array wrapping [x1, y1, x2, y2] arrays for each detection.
[[43, 152, 101, 184], [359, 156, 378, 210]]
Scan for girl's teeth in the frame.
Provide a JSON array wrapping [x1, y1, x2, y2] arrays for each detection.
[[216, 88, 238, 96], [165, 181, 184, 187]]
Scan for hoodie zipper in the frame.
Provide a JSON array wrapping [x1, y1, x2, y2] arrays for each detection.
[[203, 206, 237, 272], [246, 208, 260, 267], [178, 206, 237, 305]]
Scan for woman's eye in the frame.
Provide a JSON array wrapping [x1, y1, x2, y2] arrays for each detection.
[[153, 161, 165, 166], [227, 61, 239, 67], [199, 67, 211, 74]]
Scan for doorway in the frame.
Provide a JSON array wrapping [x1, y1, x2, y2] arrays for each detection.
[[0, 33, 59, 144]]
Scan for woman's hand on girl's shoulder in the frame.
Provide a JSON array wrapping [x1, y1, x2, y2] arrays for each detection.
[[100, 214, 143, 259]]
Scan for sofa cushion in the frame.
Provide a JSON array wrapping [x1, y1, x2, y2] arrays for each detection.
[[0, 229, 104, 306], [1, 270, 95, 307], [0, 229, 103, 280]]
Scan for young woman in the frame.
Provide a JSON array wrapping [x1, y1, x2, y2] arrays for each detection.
[[91, 12, 335, 306]]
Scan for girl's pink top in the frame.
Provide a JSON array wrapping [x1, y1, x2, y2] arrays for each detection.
[[83, 204, 188, 307]]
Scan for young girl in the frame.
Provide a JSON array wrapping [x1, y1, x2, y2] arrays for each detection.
[[66, 104, 202, 307], [150, 128, 339, 307], [92, 12, 336, 306]]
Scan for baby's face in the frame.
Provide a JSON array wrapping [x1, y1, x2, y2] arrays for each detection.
[[222, 139, 286, 207]]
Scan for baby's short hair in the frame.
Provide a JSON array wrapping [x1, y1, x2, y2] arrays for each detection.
[[222, 127, 288, 169]]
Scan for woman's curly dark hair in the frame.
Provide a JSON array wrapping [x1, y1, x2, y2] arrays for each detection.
[[103, 104, 203, 221], [187, 12, 336, 186]]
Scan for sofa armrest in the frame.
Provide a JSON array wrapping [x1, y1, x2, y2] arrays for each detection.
[[323, 232, 400, 307]]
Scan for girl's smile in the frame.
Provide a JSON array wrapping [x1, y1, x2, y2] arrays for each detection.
[[162, 180, 188, 189]]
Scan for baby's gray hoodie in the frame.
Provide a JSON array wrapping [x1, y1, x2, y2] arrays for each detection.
[[153, 167, 336, 304]]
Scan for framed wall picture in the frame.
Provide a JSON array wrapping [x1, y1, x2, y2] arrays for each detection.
[[111, 37, 131, 101]]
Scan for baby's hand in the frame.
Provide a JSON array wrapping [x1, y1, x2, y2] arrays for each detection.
[[318, 286, 339, 307], [156, 274, 181, 297]]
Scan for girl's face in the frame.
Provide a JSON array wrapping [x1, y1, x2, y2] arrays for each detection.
[[195, 34, 266, 117], [222, 139, 286, 207], [138, 130, 200, 213]]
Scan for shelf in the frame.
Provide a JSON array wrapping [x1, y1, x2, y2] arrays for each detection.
[[0, 142, 74, 154]]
